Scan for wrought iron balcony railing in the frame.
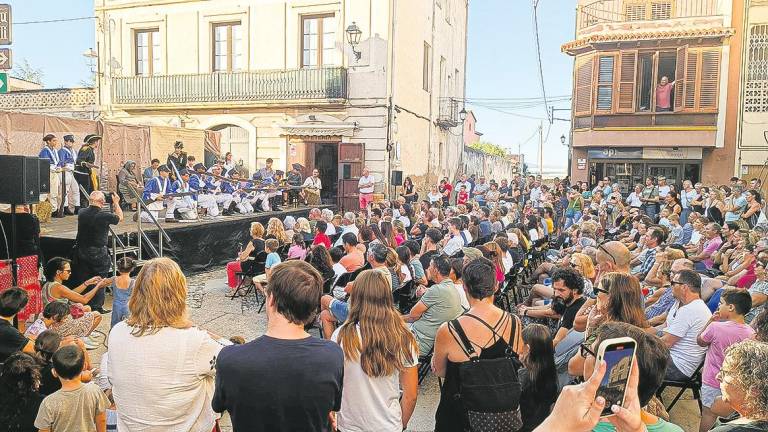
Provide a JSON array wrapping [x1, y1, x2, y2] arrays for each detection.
[[577, 0, 719, 30], [111, 67, 347, 105]]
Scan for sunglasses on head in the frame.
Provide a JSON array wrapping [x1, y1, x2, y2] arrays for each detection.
[[598, 243, 617, 265]]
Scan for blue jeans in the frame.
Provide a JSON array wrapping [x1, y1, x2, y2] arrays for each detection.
[[564, 211, 582, 229], [643, 205, 657, 222], [681, 208, 691, 226]]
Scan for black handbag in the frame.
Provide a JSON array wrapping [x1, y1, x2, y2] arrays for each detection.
[[448, 313, 523, 432]]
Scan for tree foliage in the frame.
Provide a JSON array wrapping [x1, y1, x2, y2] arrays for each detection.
[[11, 58, 44, 85], [469, 141, 508, 157]]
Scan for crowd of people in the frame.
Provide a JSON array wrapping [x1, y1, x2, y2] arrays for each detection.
[[1, 170, 768, 432]]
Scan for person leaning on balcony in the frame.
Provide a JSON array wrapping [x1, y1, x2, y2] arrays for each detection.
[[656, 76, 677, 112]]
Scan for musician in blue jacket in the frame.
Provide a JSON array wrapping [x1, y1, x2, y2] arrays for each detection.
[[168, 169, 198, 221], [58, 135, 81, 215], [222, 170, 253, 215], [39, 134, 63, 216], [140, 165, 176, 223], [189, 163, 220, 218]]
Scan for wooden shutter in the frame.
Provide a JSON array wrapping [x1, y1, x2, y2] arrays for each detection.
[[698, 49, 721, 110], [684, 49, 700, 109], [651, 1, 672, 20], [674, 45, 687, 111], [625, 3, 647, 21], [574, 54, 594, 116], [617, 50, 638, 113], [596, 55, 616, 112], [337, 143, 365, 211]]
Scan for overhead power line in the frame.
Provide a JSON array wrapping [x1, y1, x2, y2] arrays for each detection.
[[16, 16, 96, 25], [531, 0, 551, 123]]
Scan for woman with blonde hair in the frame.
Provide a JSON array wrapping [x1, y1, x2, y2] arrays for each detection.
[[265, 217, 289, 244], [108, 258, 222, 432], [295, 217, 313, 242], [331, 269, 419, 431], [226, 221, 266, 290]]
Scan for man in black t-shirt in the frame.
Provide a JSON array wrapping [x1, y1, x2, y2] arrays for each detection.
[[0, 288, 34, 363], [74, 191, 123, 313], [213, 260, 343, 432], [419, 228, 443, 271]]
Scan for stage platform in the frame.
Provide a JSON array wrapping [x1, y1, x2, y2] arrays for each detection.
[[40, 205, 329, 274]]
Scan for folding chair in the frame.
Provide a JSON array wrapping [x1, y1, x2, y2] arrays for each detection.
[[656, 361, 704, 413], [228, 251, 268, 300]]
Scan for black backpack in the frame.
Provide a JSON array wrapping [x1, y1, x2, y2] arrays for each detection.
[[448, 313, 523, 432]]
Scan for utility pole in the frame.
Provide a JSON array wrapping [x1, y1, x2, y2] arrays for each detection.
[[538, 122, 544, 177]]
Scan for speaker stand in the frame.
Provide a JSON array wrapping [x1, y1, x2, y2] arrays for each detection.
[[10, 204, 18, 328]]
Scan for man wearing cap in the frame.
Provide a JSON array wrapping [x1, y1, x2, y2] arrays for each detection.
[[58, 135, 81, 215], [141, 165, 174, 222], [189, 163, 220, 217], [39, 134, 63, 216], [256, 158, 275, 182], [75, 134, 100, 204], [168, 169, 198, 221], [166, 141, 187, 180]]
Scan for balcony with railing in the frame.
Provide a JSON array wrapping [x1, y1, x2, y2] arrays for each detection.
[[577, 0, 720, 31], [437, 97, 460, 129], [111, 67, 347, 106]]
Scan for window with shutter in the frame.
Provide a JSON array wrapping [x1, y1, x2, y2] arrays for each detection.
[[746, 24, 768, 112], [698, 49, 720, 110], [650, 1, 672, 20], [596, 55, 615, 112], [617, 51, 638, 113], [625, 3, 647, 21], [575, 55, 594, 116], [674, 46, 687, 111], [684, 50, 699, 109]]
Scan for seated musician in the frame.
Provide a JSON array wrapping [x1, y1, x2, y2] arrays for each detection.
[[301, 169, 322, 206], [285, 164, 303, 206], [168, 169, 198, 222], [140, 165, 174, 222], [189, 163, 221, 218], [207, 165, 234, 216], [221, 170, 253, 215]]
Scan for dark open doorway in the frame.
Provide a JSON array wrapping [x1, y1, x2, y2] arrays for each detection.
[[314, 143, 338, 204]]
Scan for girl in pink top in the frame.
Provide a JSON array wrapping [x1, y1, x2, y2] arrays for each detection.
[[287, 233, 307, 260]]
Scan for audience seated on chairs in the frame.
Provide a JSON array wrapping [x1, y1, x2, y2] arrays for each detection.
[[0, 288, 35, 363], [338, 232, 365, 272], [319, 243, 393, 339], [696, 289, 755, 432], [226, 222, 265, 292], [403, 254, 464, 356], [253, 239, 282, 292], [312, 220, 332, 249], [656, 269, 711, 381], [287, 233, 308, 260], [333, 212, 359, 247]]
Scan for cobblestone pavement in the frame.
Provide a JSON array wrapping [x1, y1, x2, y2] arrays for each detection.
[[89, 267, 701, 432]]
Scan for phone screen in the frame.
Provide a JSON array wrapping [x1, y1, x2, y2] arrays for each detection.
[[597, 341, 636, 416]]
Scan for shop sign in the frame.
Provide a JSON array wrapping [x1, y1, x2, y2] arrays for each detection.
[[577, 158, 586, 170], [642, 147, 702, 160], [587, 148, 643, 159]]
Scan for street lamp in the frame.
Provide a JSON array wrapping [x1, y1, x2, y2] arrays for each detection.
[[345, 22, 362, 61], [459, 107, 468, 122], [560, 134, 566, 145]]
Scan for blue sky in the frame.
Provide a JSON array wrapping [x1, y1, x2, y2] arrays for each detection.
[[8, 0, 575, 170]]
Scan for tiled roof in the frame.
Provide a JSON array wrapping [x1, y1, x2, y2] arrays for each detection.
[[562, 27, 734, 53]]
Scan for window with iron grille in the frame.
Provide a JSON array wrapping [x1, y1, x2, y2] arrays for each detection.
[[746, 24, 768, 113]]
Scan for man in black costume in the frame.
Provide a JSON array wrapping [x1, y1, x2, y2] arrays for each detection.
[[75, 134, 100, 204]]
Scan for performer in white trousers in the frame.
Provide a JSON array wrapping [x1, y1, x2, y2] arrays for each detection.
[[39, 134, 62, 216], [167, 169, 198, 222], [222, 170, 253, 214], [207, 165, 233, 214], [59, 135, 81, 214], [190, 163, 220, 218], [140, 165, 174, 223]]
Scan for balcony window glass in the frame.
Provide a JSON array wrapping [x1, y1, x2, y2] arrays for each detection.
[[135, 29, 160, 76], [302, 14, 337, 68], [213, 22, 243, 72]]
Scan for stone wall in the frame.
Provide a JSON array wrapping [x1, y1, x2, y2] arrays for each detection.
[[461, 147, 519, 182]]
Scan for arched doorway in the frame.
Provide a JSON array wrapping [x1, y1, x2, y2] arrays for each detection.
[[210, 124, 250, 175]]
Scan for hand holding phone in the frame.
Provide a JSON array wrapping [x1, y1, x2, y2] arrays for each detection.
[[595, 337, 637, 418]]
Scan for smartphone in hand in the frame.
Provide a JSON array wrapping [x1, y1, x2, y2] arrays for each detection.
[[595, 337, 637, 417]]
